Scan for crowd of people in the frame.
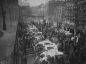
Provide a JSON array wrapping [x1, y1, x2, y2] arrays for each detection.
[[15, 18, 86, 64]]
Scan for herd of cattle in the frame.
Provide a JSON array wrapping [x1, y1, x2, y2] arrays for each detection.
[[14, 21, 86, 64]]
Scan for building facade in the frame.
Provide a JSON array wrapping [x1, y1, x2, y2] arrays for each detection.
[[78, 0, 86, 28], [48, 0, 66, 23], [65, 0, 76, 23], [65, 0, 86, 29]]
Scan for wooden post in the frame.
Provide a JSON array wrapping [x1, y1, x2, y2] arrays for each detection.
[[0, 0, 6, 30]]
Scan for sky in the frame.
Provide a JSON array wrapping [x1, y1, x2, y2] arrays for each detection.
[[26, 0, 49, 7]]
